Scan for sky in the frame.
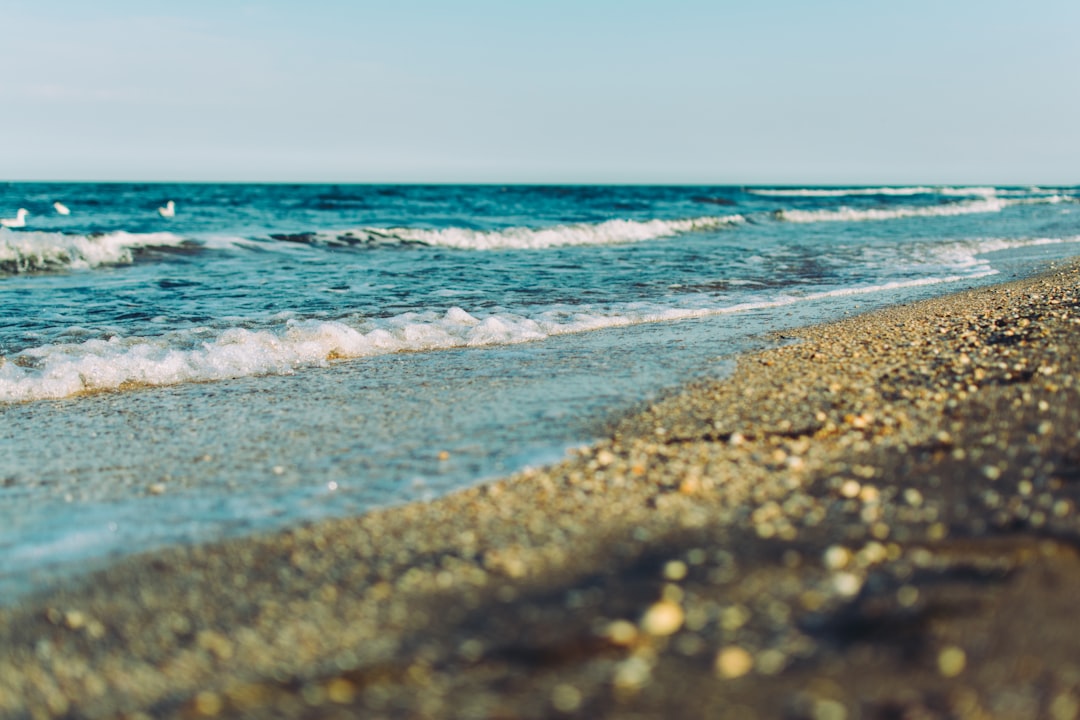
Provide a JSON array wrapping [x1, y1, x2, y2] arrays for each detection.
[[1, 0, 1078, 184]]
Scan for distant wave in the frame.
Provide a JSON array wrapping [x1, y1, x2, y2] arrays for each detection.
[[0, 229, 190, 274], [283, 215, 745, 250], [773, 196, 1072, 223], [750, 186, 1001, 198]]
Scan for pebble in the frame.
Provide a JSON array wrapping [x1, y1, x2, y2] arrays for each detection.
[[2, 264, 1080, 720], [640, 600, 684, 636], [552, 683, 583, 712], [605, 620, 639, 646], [716, 646, 754, 679], [938, 646, 967, 677]]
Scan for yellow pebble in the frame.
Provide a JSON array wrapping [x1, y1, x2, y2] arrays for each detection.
[[937, 645, 966, 677], [326, 678, 356, 705], [715, 646, 754, 678], [1050, 693, 1080, 720], [640, 600, 684, 636], [663, 560, 688, 581], [823, 545, 851, 570], [194, 691, 224, 716], [605, 620, 639, 646], [551, 683, 583, 713]]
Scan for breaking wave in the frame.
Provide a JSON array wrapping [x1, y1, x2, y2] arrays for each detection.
[[750, 186, 1001, 198], [0, 266, 1002, 404], [772, 196, 1077, 223], [284, 215, 745, 250], [0, 229, 190, 275]]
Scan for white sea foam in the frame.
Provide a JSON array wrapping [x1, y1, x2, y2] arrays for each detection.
[[322, 215, 745, 250], [750, 186, 1001, 198], [3, 233, 1074, 404], [773, 194, 1076, 224], [0, 229, 188, 274], [775, 197, 1014, 223], [928, 236, 1074, 271]]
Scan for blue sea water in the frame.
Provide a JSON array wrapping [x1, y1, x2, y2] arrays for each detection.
[[1, 183, 1078, 600]]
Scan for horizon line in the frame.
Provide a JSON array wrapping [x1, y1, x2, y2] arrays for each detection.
[[2, 179, 1076, 187]]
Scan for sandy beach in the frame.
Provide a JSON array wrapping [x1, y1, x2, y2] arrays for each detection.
[[2, 260, 1079, 719]]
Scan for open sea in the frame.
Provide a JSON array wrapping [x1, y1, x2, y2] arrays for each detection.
[[1, 183, 1078, 601]]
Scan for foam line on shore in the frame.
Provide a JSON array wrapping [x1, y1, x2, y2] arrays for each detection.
[[0, 269, 994, 403]]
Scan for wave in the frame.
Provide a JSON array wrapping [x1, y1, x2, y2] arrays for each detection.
[[749, 186, 1002, 198], [0, 310, 624, 402], [772, 196, 1075, 223], [3, 228, 1073, 403], [0, 249, 1044, 405], [0, 267, 1004, 404], [0, 229, 190, 274], [289, 215, 745, 250], [929, 235, 1076, 270]]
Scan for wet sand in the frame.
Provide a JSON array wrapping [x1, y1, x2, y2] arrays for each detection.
[[2, 261, 1080, 719]]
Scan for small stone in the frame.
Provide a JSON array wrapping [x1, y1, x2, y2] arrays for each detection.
[[640, 600, 683, 636], [832, 572, 862, 597], [595, 449, 616, 467], [613, 656, 652, 689], [326, 678, 356, 705], [813, 699, 849, 720], [823, 545, 851, 570], [197, 630, 234, 660], [605, 620, 639, 646], [937, 645, 966, 677], [720, 605, 751, 631], [194, 691, 224, 716], [148, 483, 166, 495], [897, 585, 919, 607], [926, 523, 948, 541], [756, 648, 787, 675], [716, 646, 754, 678], [1050, 693, 1080, 720], [678, 476, 702, 495], [551, 683, 583, 713]]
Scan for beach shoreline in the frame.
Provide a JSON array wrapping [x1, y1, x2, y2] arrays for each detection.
[[3, 259, 1080, 719]]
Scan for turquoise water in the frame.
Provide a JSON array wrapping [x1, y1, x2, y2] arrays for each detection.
[[1, 183, 1078, 600]]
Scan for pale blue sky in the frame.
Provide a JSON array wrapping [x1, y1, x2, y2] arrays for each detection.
[[2, 1, 1077, 183]]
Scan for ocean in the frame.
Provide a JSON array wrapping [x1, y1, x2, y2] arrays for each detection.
[[1, 183, 1077, 601]]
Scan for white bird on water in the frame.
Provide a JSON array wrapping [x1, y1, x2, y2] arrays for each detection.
[[0, 208, 29, 228], [158, 200, 176, 218], [53, 201, 71, 215]]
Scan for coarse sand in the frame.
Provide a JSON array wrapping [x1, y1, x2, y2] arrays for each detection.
[[3, 261, 1080, 719]]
